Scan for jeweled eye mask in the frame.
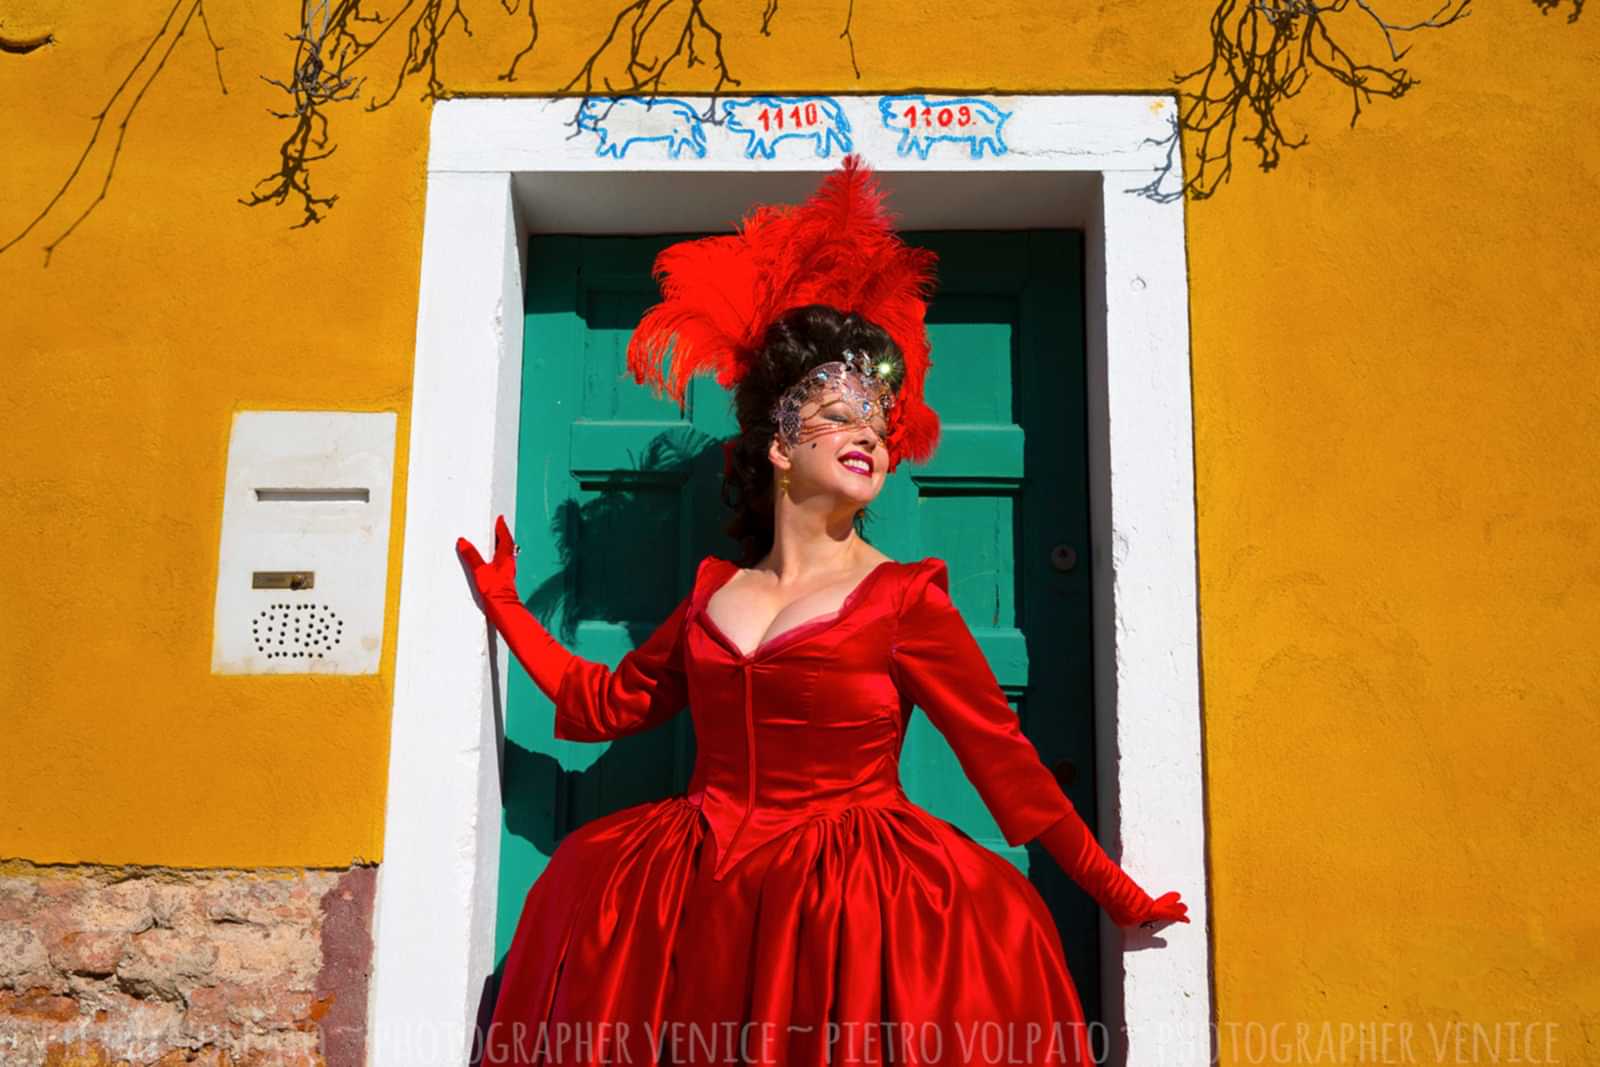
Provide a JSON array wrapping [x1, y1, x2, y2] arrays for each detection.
[[771, 349, 896, 448]]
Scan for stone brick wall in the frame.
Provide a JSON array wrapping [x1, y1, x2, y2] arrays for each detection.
[[0, 862, 376, 1067]]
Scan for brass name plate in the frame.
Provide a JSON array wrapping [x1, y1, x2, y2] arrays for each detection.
[[252, 571, 315, 590]]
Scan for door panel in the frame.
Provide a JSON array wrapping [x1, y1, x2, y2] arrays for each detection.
[[502, 228, 1100, 1018]]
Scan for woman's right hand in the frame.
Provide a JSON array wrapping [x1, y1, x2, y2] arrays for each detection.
[[454, 515, 575, 699], [456, 514, 522, 611]]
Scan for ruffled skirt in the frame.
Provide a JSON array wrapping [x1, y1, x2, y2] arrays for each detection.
[[481, 797, 1094, 1067]]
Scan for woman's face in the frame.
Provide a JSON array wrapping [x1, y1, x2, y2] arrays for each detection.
[[771, 388, 890, 506]]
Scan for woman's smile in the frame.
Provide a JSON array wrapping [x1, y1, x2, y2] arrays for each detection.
[[839, 450, 875, 476]]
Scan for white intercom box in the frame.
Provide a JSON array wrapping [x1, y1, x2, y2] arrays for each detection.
[[211, 410, 398, 675]]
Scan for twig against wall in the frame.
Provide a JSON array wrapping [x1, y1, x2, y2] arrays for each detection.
[[1531, 0, 1584, 21], [6, 0, 1583, 259], [1142, 0, 1471, 202], [498, 0, 541, 82], [243, 0, 747, 227], [841, 0, 861, 79], [0, 0, 226, 266], [241, 0, 472, 228], [0, 0, 800, 247], [557, 0, 742, 121]]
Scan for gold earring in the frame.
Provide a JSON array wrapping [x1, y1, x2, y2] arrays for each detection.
[[777, 472, 791, 495]]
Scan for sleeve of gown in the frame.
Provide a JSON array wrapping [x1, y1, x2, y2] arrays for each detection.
[[549, 592, 693, 743], [888, 558, 1076, 848], [889, 558, 1165, 927], [466, 522, 695, 743]]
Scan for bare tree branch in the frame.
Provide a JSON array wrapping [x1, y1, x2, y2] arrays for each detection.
[[841, 0, 861, 79], [559, 0, 742, 123], [1531, 0, 1584, 21], [0, 0, 226, 265], [1124, 112, 1188, 203], [32, 0, 1565, 252], [1154, 0, 1470, 201], [365, 0, 473, 109], [243, 0, 481, 226], [238, 0, 366, 227], [497, 0, 541, 82], [246, 0, 746, 224]]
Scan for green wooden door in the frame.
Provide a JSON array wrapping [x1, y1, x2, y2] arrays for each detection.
[[501, 229, 1103, 1019]]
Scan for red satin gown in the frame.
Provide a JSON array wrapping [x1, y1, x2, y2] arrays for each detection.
[[482, 556, 1101, 1067]]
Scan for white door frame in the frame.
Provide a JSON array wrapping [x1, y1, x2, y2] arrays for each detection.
[[369, 94, 1211, 1067]]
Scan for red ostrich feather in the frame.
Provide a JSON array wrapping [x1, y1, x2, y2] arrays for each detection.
[[626, 155, 941, 470]]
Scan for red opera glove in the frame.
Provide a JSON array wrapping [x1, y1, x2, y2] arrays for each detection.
[[1037, 808, 1190, 929], [889, 558, 1189, 931], [457, 515, 692, 742], [455, 515, 575, 700]]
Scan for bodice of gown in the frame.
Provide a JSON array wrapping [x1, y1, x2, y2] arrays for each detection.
[[551, 554, 1077, 882], [684, 558, 914, 879]]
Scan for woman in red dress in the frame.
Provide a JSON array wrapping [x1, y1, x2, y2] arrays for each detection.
[[457, 158, 1188, 1067]]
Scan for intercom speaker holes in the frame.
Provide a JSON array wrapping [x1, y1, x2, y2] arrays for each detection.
[[251, 603, 345, 660]]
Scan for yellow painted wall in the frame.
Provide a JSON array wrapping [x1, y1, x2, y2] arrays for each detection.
[[3, 0, 1596, 1054]]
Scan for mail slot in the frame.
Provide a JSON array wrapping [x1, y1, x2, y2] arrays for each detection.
[[212, 410, 397, 675]]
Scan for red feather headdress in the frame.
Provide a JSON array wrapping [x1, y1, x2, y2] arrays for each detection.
[[626, 154, 941, 471]]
